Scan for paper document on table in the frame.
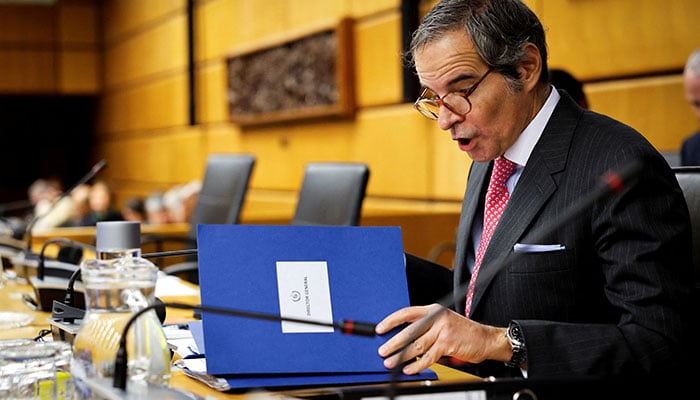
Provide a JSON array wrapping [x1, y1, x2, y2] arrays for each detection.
[[155, 274, 199, 297]]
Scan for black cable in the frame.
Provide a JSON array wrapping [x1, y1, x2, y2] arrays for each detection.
[[113, 301, 376, 390]]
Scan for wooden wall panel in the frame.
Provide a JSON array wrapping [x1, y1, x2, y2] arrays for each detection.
[[586, 75, 696, 152], [195, 62, 228, 124], [349, 0, 398, 18], [354, 11, 403, 107], [0, 6, 54, 44], [58, 2, 98, 45], [202, 123, 244, 155], [542, 0, 700, 80], [239, 121, 355, 190], [103, 15, 188, 88], [0, 50, 56, 93], [353, 105, 431, 198], [102, 0, 185, 43], [195, 0, 245, 62], [59, 51, 99, 93], [98, 75, 189, 134]]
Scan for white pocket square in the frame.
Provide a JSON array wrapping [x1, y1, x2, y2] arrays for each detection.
[[513, 243, 566, 253]]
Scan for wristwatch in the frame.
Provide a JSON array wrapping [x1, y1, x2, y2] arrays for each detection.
[[505, 321, 527, 368]]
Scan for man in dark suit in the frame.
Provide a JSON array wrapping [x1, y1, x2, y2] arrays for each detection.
[[377, 0, 693, 390], [681, 48, 700, 166]]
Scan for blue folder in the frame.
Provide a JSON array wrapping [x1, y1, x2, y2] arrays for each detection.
[[196, 225, 416, 376], [187, 320, 437, 391]]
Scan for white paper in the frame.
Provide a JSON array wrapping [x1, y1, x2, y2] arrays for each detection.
[[276, 261, 334, 333]]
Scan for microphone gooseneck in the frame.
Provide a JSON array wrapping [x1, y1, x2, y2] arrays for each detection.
[[25, 159, 108, 254], [142, 248, 198, 260], [384, 158, 646, 400], [112, 301, 377, 390]]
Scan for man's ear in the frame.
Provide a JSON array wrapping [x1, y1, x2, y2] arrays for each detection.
[[518, 43, 542, 91]]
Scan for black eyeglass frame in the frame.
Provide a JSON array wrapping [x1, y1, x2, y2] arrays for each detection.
[[413, 68, 493, 120]]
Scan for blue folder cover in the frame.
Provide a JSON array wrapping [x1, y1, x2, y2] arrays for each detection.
[[187, 320, 438, 391], [196, 224, 412, 375]]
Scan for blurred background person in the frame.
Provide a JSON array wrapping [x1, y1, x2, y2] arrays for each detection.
[[681, 48, 700, 166], [25, 177, 74, 232], [144, 191, 170, 224], [121, 196, 146, 223], [550, 68, 589, 109], [163, 180, 201, 224], [60, 183, 92, 227], [79, 180, 123, 226]]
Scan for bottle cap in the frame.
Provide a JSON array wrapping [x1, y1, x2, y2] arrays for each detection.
[[96, 221, 140, 252]]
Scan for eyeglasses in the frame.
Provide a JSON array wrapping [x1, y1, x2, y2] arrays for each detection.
[[414, 68, 493, 120]]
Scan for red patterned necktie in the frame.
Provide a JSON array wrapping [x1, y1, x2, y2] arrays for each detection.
[[465, 156, 517, 317]]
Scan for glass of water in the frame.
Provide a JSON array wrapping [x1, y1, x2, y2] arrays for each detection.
[[0, 340, 72, 399]]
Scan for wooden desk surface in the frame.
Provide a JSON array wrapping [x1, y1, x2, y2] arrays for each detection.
[[0, 276, 478, 399], [30, 222, 192, 248]]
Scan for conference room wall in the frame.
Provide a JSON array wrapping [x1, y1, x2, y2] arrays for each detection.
[[1, 0, 698, 263], [0, 1, 99, 93]]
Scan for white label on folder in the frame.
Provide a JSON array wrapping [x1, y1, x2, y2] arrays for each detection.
[[276, 261, 334, 333]]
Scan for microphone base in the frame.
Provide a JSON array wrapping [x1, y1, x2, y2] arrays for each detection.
[[48, 317, 82, 344], [28, 275, 85, 311]]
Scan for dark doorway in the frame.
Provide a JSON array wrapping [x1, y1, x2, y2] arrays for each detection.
[[0, 95, 97, 218]]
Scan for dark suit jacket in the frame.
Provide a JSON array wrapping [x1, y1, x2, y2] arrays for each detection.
[[681, 129, 700, 166], [452, 92, 693, 381]]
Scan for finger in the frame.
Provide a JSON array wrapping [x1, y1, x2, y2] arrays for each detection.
[[382, 340, 420, 369], [402, 352, 435, 375], [375, 306, 425, 335]]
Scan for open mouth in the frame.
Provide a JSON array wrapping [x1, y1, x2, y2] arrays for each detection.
[[458, 138, 471, 146]]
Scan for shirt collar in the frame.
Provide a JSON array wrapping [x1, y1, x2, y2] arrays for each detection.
[[503, 86, 560, 166]]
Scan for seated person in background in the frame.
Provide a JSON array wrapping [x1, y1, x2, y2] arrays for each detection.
[[163, 180, 201, 224], [376, 0, 692, 391], [60, 183, 92, 227], [681, 48, 700, 166], [79, 180, 123, 226], [26, 178, 74, 232], [121, 196, 146, 223], [549, 68, 589, 109], [144, 191, 170, 224]]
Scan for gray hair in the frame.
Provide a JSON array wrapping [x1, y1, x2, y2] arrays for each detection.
[[685, 48, 700, 77], [407, 0, 549, 91]]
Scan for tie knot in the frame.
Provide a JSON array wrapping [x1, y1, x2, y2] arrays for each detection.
[[492, 157, 517, 184]]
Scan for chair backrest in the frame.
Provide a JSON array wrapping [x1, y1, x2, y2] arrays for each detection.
[[188, 153, 255, 236], [292, 162, 369, 226], [673, 166, 700, 282]]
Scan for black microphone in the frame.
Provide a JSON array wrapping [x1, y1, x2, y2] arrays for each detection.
[[112, 301, 377, 391], [51, 248, 200, 323], [29, 237, 96, 311], [385, 158, 646, 399], [24, 159, 108, 256], [142, 248, 198, 260]]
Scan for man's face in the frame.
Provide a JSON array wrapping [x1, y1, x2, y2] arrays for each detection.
[[684, 69, 700, 121], [414, 30, 535, 162]]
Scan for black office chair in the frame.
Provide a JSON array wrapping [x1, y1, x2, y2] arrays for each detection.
[[291, 162, 369, 226], [151, 153, 256, 283], [673, 167, 700, 298]]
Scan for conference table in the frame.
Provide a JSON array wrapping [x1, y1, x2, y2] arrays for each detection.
[[0, 271, 479, 399]]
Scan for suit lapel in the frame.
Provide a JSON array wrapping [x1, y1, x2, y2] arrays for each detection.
[[468, 92, 582, 315]]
